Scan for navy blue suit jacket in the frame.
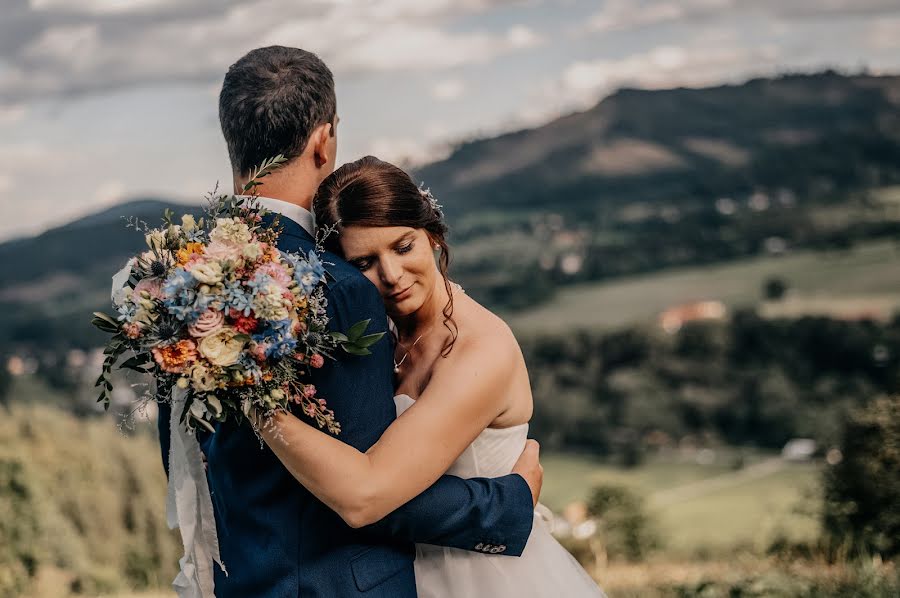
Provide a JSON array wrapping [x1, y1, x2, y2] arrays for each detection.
[[158, 215, 534, 597]]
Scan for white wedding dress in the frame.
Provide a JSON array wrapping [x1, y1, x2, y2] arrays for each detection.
[[395, 394, 607, 598]]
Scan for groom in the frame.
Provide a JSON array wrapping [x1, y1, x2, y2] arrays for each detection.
[[159, 46, 542, 597]]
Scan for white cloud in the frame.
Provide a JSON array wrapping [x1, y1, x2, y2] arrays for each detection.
[[506, 24, 541, 48], [29, 0, 182, 15], [521, 41, 781, 126], [95, 179, 126, 205], [586, 0, 900, 33], [363, 132, 454, 167], [431, 78, 466, 101], [868, 16, 900, 50], [0, 104, 27, 125], [4, 0, 533, 103]]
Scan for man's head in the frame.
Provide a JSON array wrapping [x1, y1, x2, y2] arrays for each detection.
[[219, 46, 337, 192]]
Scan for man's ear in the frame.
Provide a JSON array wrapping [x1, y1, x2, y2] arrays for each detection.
[[313, 123, 332, 169]]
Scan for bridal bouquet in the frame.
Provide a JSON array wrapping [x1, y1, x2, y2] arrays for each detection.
[[92, 156, 381, 435]]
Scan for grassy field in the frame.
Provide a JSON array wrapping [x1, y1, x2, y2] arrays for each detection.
[[540, 452, 821, 555], [505, 239, 900, 334]]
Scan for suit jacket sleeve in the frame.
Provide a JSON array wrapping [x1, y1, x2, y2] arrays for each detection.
[[309, 274, 535, 556]]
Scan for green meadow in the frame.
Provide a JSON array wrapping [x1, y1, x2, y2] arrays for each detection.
[[541, 452, 820, 556], [505, 240, 900, 335]]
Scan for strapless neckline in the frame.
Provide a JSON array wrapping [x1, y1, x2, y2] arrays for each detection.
[[393, 394, 529, 433]]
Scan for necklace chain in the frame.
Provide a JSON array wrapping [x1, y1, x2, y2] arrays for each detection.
[[392, 281, 465, 374], [393, 331, 428, 374]]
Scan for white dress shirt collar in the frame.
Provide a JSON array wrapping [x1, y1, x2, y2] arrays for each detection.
[[253, 196, 315, 236]]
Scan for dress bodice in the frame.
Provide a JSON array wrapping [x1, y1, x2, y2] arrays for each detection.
[[393, 394, 529, 478]]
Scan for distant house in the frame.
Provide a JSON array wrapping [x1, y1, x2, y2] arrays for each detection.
[[658, 300, 727, 334], [782, 438, 817, 461]]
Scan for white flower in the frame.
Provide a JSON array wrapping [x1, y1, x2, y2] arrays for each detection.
[[181, 214, 197, 231], [198, 326, 245, 367], [252, 283, 291, 320], [242, 243, 263, 261], [190, 262, 224, 284], [210, 217, 252, 246], [189, 363, 219, 391], [145, 229, 166, 250]]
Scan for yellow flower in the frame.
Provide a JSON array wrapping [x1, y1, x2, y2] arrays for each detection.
[[176, 242, 204, 266]]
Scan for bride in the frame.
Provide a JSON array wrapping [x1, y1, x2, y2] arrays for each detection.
[[262, 156, 606, 597]]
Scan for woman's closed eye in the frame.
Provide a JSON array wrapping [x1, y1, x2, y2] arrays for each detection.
[[350, 257, 373, 271], [396, 242, 413, 255]]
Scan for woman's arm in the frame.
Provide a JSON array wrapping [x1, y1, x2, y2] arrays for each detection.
[[262, 332, 518, 528]]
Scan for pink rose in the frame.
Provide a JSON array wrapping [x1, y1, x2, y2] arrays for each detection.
[[255, 262, 292, 287], [250, 343, 268, 362], [204, 240, 241, 262], [133, 277, 164, 300], [188, 310, 224, 338], [310, 354, 324, 369]]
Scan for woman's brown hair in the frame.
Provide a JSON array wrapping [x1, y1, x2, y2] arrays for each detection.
[[314, 156, 457, 355]]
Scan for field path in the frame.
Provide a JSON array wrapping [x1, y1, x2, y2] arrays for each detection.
[[647, 457, 785, 508]]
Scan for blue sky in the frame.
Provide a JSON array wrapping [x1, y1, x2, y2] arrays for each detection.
[[1, 0, 899, 241]]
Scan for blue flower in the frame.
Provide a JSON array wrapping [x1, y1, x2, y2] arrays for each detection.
[[252, 319, 297, 359], [289, 250, 327, 294], [116, 300, 137, 322], [162, 268, 200, 322], [222, 280, 253, 316], [238, 353, 264, 382]]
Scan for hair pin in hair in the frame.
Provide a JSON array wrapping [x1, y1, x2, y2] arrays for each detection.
[[418, 183, 443, 218]]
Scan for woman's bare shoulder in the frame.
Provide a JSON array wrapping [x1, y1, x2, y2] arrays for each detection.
[[452, 294, 521, 363]]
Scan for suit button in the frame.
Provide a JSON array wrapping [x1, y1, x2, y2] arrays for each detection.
[[496, 545, 507, 553], [474, 543, 484, 551]]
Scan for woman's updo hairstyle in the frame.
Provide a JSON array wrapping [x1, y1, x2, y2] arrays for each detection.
[[314, 156, 457, 355]]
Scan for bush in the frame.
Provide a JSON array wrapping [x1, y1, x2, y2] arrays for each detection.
[[587, 484, 658, 561], [823, 396, 900, 558]]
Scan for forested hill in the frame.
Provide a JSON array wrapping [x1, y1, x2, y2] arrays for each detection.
[[3, 71, 900, 350], [414, 71, 900, 224]]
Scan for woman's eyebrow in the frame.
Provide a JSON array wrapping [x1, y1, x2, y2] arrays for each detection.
[[392, 232, 416, 245]]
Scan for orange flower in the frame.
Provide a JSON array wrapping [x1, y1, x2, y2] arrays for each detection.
[[152, 339, 198, 373], [260, 243, 281, 264], [176, 242, 205, 266]]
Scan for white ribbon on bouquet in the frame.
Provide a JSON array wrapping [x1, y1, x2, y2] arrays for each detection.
[[166, 385, 226, 598]]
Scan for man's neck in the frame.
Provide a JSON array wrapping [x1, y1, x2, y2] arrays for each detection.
[[235, 165, 320, 212]]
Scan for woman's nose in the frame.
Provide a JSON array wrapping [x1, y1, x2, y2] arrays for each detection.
[[379, 257, 402, 287]]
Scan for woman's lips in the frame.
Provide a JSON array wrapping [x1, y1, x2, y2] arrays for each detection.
[[389, 285, 413, 302]]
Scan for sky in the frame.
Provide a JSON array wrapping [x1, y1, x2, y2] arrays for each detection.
[[1, 0, 899, 242]]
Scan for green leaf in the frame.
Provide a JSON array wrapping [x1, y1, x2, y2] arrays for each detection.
[[92, 312, 121, 333], [119, 354, 152, 373], [342, 344, 372, 356], [355, 332, 385, 348], [346, 319, 372, 342], [330, 332, 349, 343]]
